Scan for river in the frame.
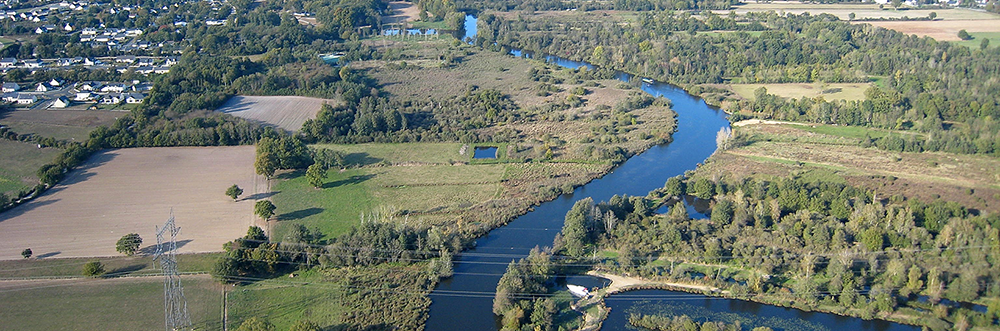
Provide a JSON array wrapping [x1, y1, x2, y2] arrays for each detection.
[[425, 15, 919, 331]]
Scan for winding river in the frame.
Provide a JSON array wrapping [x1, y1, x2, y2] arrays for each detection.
[[425, 15, 920, 331]]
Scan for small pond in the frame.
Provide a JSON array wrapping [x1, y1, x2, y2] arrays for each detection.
[[655, 195, 711, 219], [473, 146, 498, 159]]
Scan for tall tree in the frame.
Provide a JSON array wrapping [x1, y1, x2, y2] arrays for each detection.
[[226, 184, 244, 201], [116, 233, 142, 256], [255, 200, 276, 220], [306, 163, 326, 188]]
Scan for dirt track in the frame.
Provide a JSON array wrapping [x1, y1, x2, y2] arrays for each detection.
[[215, 96, 337, 131], [0, 147, 266, 260]]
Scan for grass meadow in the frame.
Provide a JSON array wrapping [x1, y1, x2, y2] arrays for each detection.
[[0, 275, 223, 331], [0, 140, 59, 196], [729, 83, 870, 102]]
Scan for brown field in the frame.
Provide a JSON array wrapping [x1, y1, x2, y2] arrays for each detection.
[[0, 108, 122, 141], [863, 20, 1000, 41], [723, 2, 1000, 21], [728, 83, 870, 101], [385, 1, 420, 24], [0, 146, 267, 260], [700, 123, 1000, 213], [215, 96, 337, 131]]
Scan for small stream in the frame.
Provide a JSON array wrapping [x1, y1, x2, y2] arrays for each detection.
[[425, 14, 920, 331]]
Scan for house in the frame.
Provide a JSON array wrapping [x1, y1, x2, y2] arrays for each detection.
[[125, 93, 145, 104], [35, 82, 52, 92], [34, 24, 58, 34], [49, 78, 63, 87], [23, 59, 43, 68], [81, 27, 98, 35], [75, 91, 94, 101], [131, 82, 153, 91], [16, 93, 37, 104], [206, 19, 226, 26], [115, 55, 136, 63], [125, 29, 142, 36], [77, 81, 101, 91], [82, 58, 97, 65], [164, 57, 179, 66], [1, 92, 18, 102], [56, 58, 73, 66], [101, 83, 126, 92], [153, 66, 170, 74], [50, 96, 70, 108], [137, 57, 154, 66], [136, 66, 154, 74], [2, 82, 19, 92], [100, 93, 123, 104], [63, 23, 73, 31], [0, 58, 17, 67]]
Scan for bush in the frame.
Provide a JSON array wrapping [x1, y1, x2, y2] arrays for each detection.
[[83, 261, 105, 277]]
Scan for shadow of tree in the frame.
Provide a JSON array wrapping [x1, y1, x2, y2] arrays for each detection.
[[35, 251, 61, 259], [323, 174, 375, 189], [139, 239, 193, 255], [104, 263, 148, 278], [344, 152, 383, 167], [244, 191, 279, 200], [277, 207, 324, 221]]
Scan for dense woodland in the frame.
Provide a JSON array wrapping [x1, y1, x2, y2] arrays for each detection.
[[478, 11, 1000, 157], [492, 174, 1000, 330]]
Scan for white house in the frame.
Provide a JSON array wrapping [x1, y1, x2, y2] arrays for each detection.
[[35, 82, 52, 92], [101, 83, 126, 92], [2, 82, 20, 92], [50, 96, 70, 108], [16, 93, 37, 104], [23, 59, 43, 68], [0, 58, 17, 67], [49, 78, 63, 87], [100, 93, 123, 104], [75, 91, 94, 101], [125, 93, 145, 104]]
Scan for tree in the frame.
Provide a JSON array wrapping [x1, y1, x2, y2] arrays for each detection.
[[981, 38, 990, 50], [848, 12, 855, 21], [255, 200, 276, 220], [663, 176, 686, 197], [235, 317, 274, 331], [226, 184, 244, 201], [928, 12, 937, 20], [306, 163, 326, 189], [255, 152, 278, 179], [116, 233, 142, 256], [958, 29, 973, 40], [21, 248, 32, 259], [891, 0, 902, 9], [83, 261, 105, 277], [288, 320, 321, 331]]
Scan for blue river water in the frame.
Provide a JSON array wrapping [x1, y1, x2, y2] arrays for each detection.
[[425, 15, 921, 331]]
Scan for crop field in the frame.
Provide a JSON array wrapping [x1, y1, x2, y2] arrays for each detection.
[[865, 20, 1000, 41], [384, 1, 419, 24], [215, 96, 338, 132], [728, 83, 870, 101], [722, 3, 999, 21], [0, 275, 223, 331], [0, 146, 266, 260], [701, 122, 1000, 213], [0, 140, 59, 196], [0, 109, 122, 141]]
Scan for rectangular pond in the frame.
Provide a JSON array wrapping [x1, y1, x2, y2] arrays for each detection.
[[472, 147, 498, 159]]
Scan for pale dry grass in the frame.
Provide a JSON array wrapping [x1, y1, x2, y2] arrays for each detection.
[[0, 146, 267, 260], [729, 83, 870, 101], [724, 2, 999, 21], [216, 96, 338, 131], [384, 1, 420, 24]]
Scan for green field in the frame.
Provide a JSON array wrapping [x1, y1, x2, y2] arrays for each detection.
[[0, 253, 221, 279], [0, 140, 60, 195], [0, 121, 96, 142], [0, 275, 222, 331], [952, 32, 1000, 49], [729, 83, 870, 101], [270, 144, 509, 241], [225, 269, 346, 330]]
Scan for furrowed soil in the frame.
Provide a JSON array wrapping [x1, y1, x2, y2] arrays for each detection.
[[0, 146, 267, 260], [215, 96, 338, 132]]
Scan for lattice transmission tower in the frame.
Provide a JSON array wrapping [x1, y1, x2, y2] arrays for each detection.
[[155, 210, 192, 331]]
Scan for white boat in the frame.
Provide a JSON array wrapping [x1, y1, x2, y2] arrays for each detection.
[[567, 284, 590, 298], [641, 77, 654, 84]]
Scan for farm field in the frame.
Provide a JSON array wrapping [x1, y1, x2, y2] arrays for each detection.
[[215, 96, 338, 131], [703, 122, 1000, 213], [0, 140, 60, 196], [865, 20, 1000, 41], [723, 2, 999, 21], [0, 146, 266, 260], [0, 109, 122, 141], [728, 83, 870, 101], [0, 275, 223, 331]]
